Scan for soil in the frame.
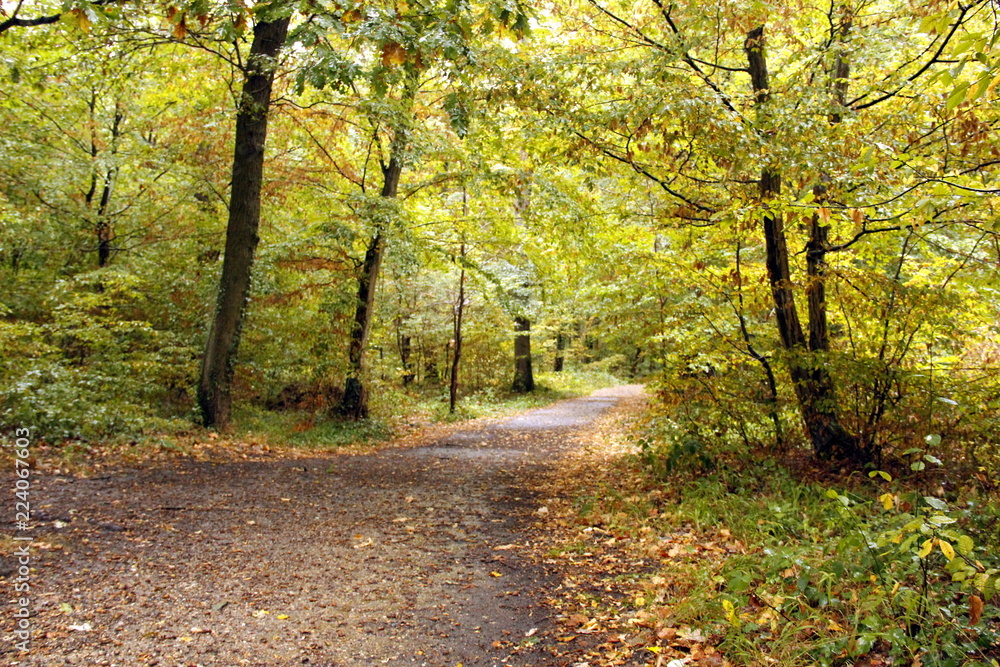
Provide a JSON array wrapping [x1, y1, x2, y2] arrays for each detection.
[[1, 386, 645, 667]]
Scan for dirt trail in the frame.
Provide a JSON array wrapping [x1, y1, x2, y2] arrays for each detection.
[[2, 386, 643, 667]]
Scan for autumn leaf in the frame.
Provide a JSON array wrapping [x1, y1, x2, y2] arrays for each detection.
[[917, 538, 934, 558], [381, 42, 407, 67], [970, 594, 984, 625], [69, 8, 92, 32], [721, 599, 739, 626], [173, 14, 188, 39]]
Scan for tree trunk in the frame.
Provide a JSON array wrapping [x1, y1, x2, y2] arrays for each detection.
[[339, 230, 386, 419], [338, 150, 405, 418], [746, 26, 864, 463], [96, 105, 122, 268], [512, 316, 534, 392], [554, 331, 566, 372], [449, 243, 466, 413], [339, 71, 420, 418], [198, 17, 290, 428], [396, 321, 414, 385], [85, 96, 122, 270]]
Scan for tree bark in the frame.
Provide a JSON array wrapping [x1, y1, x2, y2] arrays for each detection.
[[339, 229, 386, 418], [198, 16, 290, 428], [396, 319, 414, 385], [512, 316, 534, 392], [449, 242, 466, 413], [338, 148, 406, 418], [746, 26, 864, 463], [85, 95, 122, 270], [554, 331, 566, 372]]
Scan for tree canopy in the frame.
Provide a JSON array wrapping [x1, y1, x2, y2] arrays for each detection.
[[0, 0, 998, 474]]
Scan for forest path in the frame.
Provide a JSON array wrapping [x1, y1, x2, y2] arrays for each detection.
[[3, 385, 645, 667]]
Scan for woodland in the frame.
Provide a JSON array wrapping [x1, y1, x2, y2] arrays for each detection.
[[2, 0, 1000, 663]]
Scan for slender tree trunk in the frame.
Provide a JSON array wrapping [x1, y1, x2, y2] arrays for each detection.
[[85, 96, 122, 270], [735, 240, 784, 449], [512, 316, 534, 392], [746, 26, 864, 463], [449, 242, 466, 413], [806, 185, 830, 353], [198, 17, 290, 428], [339, 148, 406, 418], [554, 331, 566, 372], [340, 230, 386, 418], [97, 104, 122, 268], [630, 346, 643, 376], [396, 317, 414, 385]]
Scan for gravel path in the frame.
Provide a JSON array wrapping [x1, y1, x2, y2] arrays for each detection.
[[1, 386, 643, 667]]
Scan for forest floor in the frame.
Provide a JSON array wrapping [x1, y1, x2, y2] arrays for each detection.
[[1, 385, 662, 667]]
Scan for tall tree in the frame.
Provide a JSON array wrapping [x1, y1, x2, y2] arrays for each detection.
[[338, 69, 419, 418], [198, 13, 290, 427], [745, 26, 862, 462]]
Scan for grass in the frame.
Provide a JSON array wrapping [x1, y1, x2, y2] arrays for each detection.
[[232, 404, 394, 450]]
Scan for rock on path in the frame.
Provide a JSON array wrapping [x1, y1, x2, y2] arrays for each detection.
[[1, 385, 644, 666]]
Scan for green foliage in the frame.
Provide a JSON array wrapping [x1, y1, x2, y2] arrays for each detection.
[[0, 272, 198, 441], [632, 446, 1000, 666]]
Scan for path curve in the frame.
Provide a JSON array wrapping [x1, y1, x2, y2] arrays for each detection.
[[2, 385, 643, 666]]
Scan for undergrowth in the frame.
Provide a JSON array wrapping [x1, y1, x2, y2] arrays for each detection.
[[570, 408, 1000, 667]]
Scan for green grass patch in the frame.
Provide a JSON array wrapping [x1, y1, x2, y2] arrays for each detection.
[[416, 367, 625, 423], [231, 404, 393, 450]]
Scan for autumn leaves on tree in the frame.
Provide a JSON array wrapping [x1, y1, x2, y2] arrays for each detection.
[[1, 0, 998, 471]]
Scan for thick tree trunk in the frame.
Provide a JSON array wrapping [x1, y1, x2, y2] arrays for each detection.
[[554, 331, 566, 372], [198, 17, 290, 428], [746, 26, 864, 463], [512, 316, 534, 392]]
